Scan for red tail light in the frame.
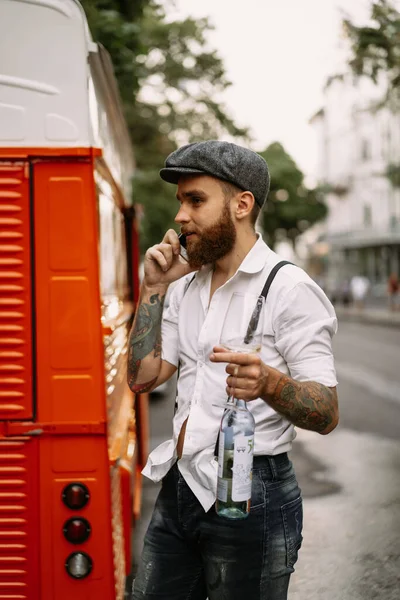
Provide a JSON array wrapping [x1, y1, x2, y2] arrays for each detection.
[[62, 483, 90, 510], [65, 552, 93, 579], [63, 518, 91, 544]]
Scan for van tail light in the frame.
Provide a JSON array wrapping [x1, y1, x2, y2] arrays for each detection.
[[65, 552, 93, 579], [63, 518, 91, 544], [62, 483, 90, 510]]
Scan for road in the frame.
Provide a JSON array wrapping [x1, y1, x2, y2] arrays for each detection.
[[130, 321, 400, 599]]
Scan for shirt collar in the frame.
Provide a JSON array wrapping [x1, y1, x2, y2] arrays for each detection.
[[237, 233, 271, 274]]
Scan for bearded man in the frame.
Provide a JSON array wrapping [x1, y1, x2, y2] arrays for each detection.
[[128, 140, 338, 600]]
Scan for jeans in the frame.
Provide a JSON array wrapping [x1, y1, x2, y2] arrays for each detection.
[[132, 453, 303, 600]]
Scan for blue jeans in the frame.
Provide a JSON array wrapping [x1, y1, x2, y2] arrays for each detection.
[[132, 454, 303, 600]]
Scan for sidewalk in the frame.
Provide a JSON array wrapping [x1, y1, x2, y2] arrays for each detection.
[[334, 304, 400, 328]]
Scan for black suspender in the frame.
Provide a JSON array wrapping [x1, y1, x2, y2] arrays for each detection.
[[244, 260, 293, 341], [259, 260, 293, 299]]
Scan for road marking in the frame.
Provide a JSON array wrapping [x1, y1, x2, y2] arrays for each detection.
[[335, 361, 400, 405]]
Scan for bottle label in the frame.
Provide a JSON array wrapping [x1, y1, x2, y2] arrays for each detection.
[[232, 434, 254, 502]]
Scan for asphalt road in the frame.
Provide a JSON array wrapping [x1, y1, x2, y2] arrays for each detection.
[[130, 321, 400, 599]]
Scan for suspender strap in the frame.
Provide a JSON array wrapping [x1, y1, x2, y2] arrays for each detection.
[[259, 260, 293, 299], [244, 260, 293, 344]]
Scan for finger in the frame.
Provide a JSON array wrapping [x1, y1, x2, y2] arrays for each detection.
[[212, 346, 261, 362], [227, 374, 246, 388], [162, 229, 180, 255], [157, 243, 174, 265], [147, 247, 172, 272], [149, 244, 175, 270], [210, 351, 258, 365], [226, 385, 252, 401], [227, 374, 258, 389], [226, 364, 257, 376]]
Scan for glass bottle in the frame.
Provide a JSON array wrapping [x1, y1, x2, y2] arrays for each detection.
[[216, 399, 255, 519]]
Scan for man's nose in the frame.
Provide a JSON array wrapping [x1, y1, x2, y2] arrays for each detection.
[[174, 205, 190, 224]]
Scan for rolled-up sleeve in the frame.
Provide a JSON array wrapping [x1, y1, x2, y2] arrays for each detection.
[[274, 282, 338, 386]]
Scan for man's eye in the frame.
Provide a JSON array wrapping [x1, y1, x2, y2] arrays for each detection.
[[191, 197, 202, 205]]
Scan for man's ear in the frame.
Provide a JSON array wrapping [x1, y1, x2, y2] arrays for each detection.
[[235, 191, 255, 220]]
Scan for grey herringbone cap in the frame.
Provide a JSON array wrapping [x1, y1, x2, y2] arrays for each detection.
[[159, 140, 270, 208]]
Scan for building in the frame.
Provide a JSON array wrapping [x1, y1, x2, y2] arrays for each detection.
[[310, 72, 400, 297]]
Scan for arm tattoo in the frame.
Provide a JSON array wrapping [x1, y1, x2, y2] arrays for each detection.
[[270, 375, 337, 433], [127, 292, 165, 390]]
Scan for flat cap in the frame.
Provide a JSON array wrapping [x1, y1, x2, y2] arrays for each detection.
[[160, 140, 269, 208]]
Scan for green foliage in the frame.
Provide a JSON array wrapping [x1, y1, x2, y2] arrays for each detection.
[[259, 143, 328, 249], [81, 0, 144, 97], [82, 0, 250, 252], [344, 0, 400, 91]]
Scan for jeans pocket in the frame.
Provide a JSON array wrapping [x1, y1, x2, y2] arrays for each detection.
[[281, 495, 303, 568]]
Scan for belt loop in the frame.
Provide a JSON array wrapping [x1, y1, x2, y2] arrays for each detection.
[[267, 456, 277, 481]]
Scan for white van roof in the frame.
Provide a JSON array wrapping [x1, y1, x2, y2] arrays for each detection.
[[0, 0, 134, 195], [0, 0, 95, 146]]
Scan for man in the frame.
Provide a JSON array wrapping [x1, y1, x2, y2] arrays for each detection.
[[128, 140, 338, 600]]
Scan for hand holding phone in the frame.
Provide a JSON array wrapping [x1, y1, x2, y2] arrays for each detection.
[[143, 229, 195, 287]]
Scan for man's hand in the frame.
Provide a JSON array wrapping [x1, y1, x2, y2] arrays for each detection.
[[144, 229, 196, 288], [210, 345, 278, 401], [210, 346, 339, 435]]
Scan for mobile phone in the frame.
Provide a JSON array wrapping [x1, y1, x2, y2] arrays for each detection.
[[178, 233, 188, 262]]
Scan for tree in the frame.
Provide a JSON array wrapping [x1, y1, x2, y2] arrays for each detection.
[[259, 143, 328, 250], [343, 0, 400, 96], [81, 0, 250, 251], [344, 1, 400, 187]]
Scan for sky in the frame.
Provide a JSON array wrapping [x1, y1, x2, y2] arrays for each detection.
[[169, 0, 374, 180]]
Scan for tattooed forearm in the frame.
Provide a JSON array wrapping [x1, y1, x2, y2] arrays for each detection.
[[127, 291, 166, 391], [266, 374, 338, 434], [130, 293, 164, 358]]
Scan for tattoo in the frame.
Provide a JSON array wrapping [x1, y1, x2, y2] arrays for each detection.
[[271, 375, 336, 433], [127, 292, 165, 390]]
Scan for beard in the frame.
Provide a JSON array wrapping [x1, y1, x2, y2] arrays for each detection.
[[186, 201, 236, 269]]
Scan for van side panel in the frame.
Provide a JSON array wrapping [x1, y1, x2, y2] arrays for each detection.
[[0, 162, 33, 420]]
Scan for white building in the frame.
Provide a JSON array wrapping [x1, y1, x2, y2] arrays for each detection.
[[310, 72, 400, 295]]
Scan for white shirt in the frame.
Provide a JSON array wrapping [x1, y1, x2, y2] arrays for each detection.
[[142, 235, 338, 511]]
